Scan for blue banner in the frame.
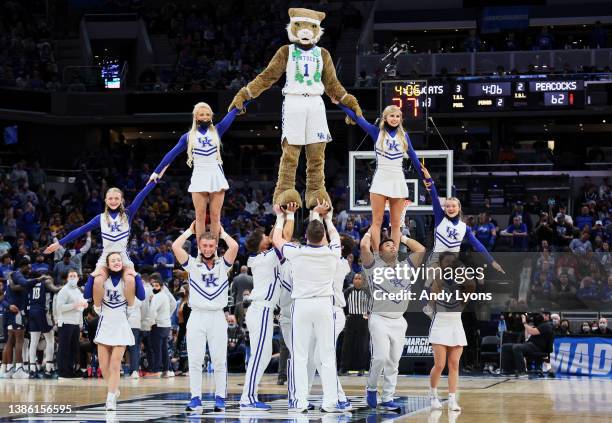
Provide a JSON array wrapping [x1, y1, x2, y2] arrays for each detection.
[[480, 7, 530, 34], [551, 337, 612, 377], [4, 125, 17, 145]]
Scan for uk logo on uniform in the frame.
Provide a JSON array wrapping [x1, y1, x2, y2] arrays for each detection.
[[446, 227, 459, 240], [387, 140, 400, 151], [107, 290, 121, 303], [199, 137, 213, 148], [109, 222, 121, 232], [203, 274, 219, 287], [317, 132, 326, 140]]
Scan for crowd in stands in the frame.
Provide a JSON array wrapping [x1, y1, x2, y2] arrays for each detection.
[[0, 0, 59, 90]]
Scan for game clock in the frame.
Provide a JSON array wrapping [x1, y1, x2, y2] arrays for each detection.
[[379, 79, 430, 132]]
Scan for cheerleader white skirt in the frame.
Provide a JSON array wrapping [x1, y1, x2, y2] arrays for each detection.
[[94, 312, 135, 346], [188, 163, 229, 193], [369, 167, 408, 199], [429, 312, 467, 346], [95, 250, 134, 270]]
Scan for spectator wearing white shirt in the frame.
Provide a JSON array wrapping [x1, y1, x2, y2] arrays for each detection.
[[140, 272, 155, 372], [55, 269, 87, 378], [127, 294, 142, 378], [144, 273, 177, 378]]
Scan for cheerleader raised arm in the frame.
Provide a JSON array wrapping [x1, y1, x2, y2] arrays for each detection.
[[150, 102, 249, 244], [420, 165, 505, 274], [335, 100, 419, 252], [43, 180, 158, 307]]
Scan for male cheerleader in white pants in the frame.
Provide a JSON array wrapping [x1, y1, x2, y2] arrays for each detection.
[[361, 231, 426, 411], [171, 221, 238, 412], [273, 200, 346, 413], [239, 203, 297, 410], [306, 234, 353, 410]]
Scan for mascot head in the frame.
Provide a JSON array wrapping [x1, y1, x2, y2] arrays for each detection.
[[287, 8, 325, 46]]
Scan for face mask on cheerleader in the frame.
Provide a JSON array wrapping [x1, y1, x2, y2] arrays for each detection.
[[198, 120, 212, 130]]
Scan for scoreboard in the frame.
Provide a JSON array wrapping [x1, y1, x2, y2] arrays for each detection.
[[379, 75, 594, 125]]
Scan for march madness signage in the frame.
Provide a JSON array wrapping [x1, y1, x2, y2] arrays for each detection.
[[403, 336, 433, 357], [551, 337, 612, 377]]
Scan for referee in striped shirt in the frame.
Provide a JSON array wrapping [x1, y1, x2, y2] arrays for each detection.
[[339, 273, 370, 375]]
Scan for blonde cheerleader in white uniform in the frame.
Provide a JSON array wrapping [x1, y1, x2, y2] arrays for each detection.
[[335, 99, 421, 252], [150, 102, 248, 242], [44, 182, 158, 309], [427, 252, 476, 412], [84, 252, 145, 411]]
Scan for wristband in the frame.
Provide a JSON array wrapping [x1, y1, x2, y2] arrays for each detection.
[[311, 211, 321, 222], [220, 231, 231, 242], [275, 215, 286, 230], [183, 228, 193, 238], [286, 212, 295, 221], [364, 232, 371, 238]]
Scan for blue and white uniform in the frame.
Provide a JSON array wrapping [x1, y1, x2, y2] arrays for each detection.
[[240, 248, 281, 405], [338, 104, 408, 198], [181, 255, 231, 401], [404, 136, 495, 264], [86, 274, 145, 346], [58, 182, 157, 270], [153, 107, 244, 193]]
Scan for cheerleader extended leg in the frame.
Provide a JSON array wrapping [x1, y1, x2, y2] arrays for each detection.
[[191, 192, 210, 245], [388, 197, 405, 250], [208, 191, 225, 241], [369, 193, 387, 252]]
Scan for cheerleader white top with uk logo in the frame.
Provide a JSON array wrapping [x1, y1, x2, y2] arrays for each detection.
[[400, 135, 496, 264], [58, 181, 158, 255], [101, 276, 128, 316], [283, 44, 324, 96], [278, 258, 293, 312], [182, 255, 231, 311], [247, 248, 282, 307], [83, 273, 146, 304], [337, 103, 413, 172], [152, 105, 246, 173]]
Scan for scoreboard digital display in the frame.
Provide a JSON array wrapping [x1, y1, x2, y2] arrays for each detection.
[[379, 76, 587, 120]]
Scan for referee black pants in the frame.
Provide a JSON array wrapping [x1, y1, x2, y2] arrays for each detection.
[[58, 324, 80, 377], [341, 315, 370, 371]]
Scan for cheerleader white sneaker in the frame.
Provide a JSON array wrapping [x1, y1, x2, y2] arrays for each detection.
[[130, 371, 139, 379], [447, 396, 461, 412], [430, 395, 442, 410], [105, 393, 117, 411]]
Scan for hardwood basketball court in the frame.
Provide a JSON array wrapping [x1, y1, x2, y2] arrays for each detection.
[[1, 374, 610, 422]]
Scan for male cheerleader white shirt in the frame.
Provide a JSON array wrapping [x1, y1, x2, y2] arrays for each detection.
[[281, 234, 341, 299], [181, 256, 231, 311], [247, 248, 282, 306]]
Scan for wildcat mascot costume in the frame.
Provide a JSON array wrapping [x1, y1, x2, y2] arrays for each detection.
[[229, 8, 362, 209]]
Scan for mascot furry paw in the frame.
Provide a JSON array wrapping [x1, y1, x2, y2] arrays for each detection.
[[229, 7, 362, 209]]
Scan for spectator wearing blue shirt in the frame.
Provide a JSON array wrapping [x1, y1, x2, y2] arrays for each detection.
[[501, 216, 529, 251], [342, 220, 361, 243], [569, 232, 593, 255], [0, 255, 13, 282], [474, 213, 497, 251], [153, 243, 175, 282], [577, 276, 599, 301], [575, 206, 594, 231], [31, 254, 49, 274]]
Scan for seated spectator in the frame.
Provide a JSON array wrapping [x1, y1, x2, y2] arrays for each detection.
[[569, 231, 593, 255], [593, 317, 612, 335], [501, 313, 553, 377], [576, 206, 594, 231], [558, 319, 572, 336], [226, 314, 246, 372], [577, 277, 599, 301], [500, 216, 529, 252], [474, 213, 496, 251]]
